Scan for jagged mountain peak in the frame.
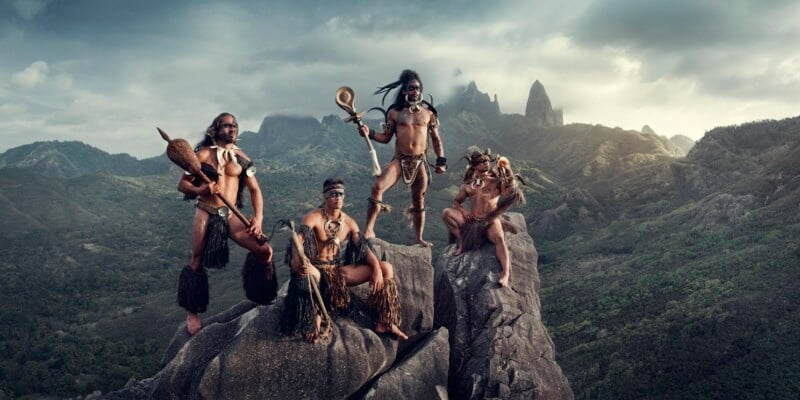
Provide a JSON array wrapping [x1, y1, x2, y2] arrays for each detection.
[[440, 81, 500, 120], [525, 80, 562, 127]]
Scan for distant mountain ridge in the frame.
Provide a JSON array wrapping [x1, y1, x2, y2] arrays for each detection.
[[0, 140, 169, 178], [668, 134, 695, 155], [2, 80, 799, 399]]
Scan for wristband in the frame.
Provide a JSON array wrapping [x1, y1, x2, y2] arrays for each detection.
[[435, 157, 447, 167], [368, 129, 376, 140]]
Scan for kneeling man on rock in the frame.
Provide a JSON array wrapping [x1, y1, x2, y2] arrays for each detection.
[[281, 178, 408, 343], [442, 149, 525, 287]]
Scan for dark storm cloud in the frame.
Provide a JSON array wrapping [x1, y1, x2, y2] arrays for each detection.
[[566, 0, 800, 102], [569, 0, 791, 50], [0, 0, 797, 157]]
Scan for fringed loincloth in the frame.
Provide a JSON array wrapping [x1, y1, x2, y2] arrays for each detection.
[[460, 216, 518, 252], [196, 200, 230, 269], [460, 218, 488, 252], [394, 152, 428, 186], [315, 260, 350, 310]]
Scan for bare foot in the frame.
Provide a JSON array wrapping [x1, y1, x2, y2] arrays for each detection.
[[304, 330, 320, 344], [498, 273, 510, 288], [186, 313, 202, 335], [376, 323, 409, 340], [416, 239, 433, 247], [364, 229, 376, 239], [305, 315, 322, 344], [453, 244, 464, 256]]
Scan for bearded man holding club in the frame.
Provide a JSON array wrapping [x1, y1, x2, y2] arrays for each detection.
[[354, 69, 447, 247], [171, 112, 275, 335]]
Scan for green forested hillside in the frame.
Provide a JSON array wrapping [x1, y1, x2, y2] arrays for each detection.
[[1, 89, 798, 398], [537, 117, 800, 399]]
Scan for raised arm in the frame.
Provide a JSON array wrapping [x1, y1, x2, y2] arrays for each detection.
[[358, 110, 396, 144], [496, 157, 517, 196], [177, 148, 218, 197]]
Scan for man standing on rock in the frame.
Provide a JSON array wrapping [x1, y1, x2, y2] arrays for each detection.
[[177, 112, 275, 335], [442, 149, 525, 287], [356, 69, 447, 247], [282, 178, 407, 343]]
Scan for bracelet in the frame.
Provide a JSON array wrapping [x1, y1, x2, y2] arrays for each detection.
[[436, 157, 447, 167], [368, 129, 376, 140]]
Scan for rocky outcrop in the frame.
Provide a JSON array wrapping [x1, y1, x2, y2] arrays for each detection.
[[441, 81, 501, 123], [98, 227, 576, 399], [362, 328, 450, 399], [146, 238, 433, 399], [434, 213, 573, 399], [525, 81, 562, 127], [691, 193, 756, 227]]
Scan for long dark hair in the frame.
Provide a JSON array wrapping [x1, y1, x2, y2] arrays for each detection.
[[373, 69, 438, 116], [195, 112, 236, 151]]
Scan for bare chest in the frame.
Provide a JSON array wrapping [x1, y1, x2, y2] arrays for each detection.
[[468, 178, 501, 198], [395, 109, 430, 128], [312, 218, 348, 255]]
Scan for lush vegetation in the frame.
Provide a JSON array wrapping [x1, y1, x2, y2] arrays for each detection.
[[1, 103, 798, 399]]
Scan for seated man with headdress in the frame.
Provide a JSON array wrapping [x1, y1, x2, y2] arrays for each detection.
[[281, 178, 408, 343], [442, 148, 526, 288]]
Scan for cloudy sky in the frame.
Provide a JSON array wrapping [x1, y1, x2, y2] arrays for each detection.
[[1, 0, 798, 158]]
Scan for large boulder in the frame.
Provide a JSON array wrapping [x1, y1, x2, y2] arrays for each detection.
[[362, 327, 450, 400], [434, 212, 573, 399], [149, 238, 433, 399]]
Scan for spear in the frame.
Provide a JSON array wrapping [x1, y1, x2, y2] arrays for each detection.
[[157, 127, 267, 245]]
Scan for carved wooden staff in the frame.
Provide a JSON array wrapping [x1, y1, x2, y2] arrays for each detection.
[[157, 127, 268, 245], [335, 86, 382, 177]]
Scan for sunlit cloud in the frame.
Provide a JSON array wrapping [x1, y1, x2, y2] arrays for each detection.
[[0, 0, 796, 158], [12, 61, 49, 89]]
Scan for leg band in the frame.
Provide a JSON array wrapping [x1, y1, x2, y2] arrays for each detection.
[[368, 197, 392, 213], [241, 252, 278, 305], [178, 266, 209, 314], [368, 278, 402, 326], [321, 266, 350, 310]]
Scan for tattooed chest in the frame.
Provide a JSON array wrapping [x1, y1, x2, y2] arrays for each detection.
[[395, 111, 429, 127]]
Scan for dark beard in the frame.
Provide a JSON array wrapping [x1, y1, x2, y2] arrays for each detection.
[[217, 133, 235, 144]]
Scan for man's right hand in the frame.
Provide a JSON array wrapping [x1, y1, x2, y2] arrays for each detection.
[[358, 124, 369, 137], [462, 210, 476, 223], [201, 182, 221, 196], [298, 259, 314, 276]]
